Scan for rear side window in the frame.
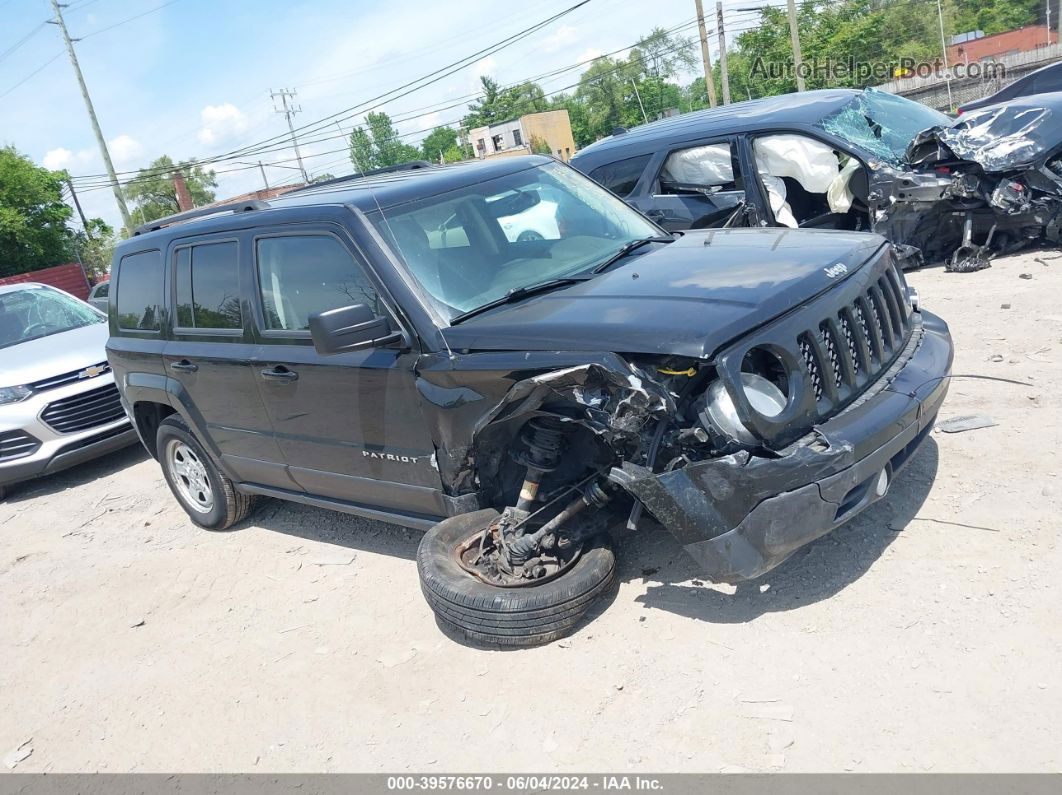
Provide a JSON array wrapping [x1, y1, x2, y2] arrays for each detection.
[[116, 249, 163, 331], [588, 154, 651, 197], [256, 235, 380, 332], [174, 241, 241, 330], [94, 282, 109, 297], [660, 142, 741, 192]]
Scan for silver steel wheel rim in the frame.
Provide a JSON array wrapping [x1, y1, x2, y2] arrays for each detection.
[[167, 439, 214, 514]]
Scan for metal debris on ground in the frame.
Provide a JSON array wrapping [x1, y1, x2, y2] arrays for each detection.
[[3, 738, 33, 770], [937, 415, 999, 434]]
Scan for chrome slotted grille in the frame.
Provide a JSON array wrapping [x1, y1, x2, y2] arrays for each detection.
[[41, 383, 125, 434], [799, 254, 913, 418], [30, 361, 111, 392]]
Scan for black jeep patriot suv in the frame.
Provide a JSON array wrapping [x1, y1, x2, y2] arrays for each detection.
[[107, 155, 953, 646]]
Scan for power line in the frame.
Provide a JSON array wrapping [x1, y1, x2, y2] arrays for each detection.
[[69, 12, 700, 188], [0, 22, 46, 65], [74, 33, 718, 193], [0, 0, 184, 101], [69, 0, 594, 184]]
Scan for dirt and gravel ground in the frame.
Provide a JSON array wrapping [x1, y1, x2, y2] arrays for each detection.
[[2, 249, 1061, 773]]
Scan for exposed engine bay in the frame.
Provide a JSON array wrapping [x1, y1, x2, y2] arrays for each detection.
[[439, 246, 945, 586], [826, 91, 1062, 273]]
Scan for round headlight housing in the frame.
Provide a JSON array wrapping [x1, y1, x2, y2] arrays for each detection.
[[701, 371, 788, 446]]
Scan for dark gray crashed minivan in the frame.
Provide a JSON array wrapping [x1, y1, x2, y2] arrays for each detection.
[[107, 155, 952, 646]]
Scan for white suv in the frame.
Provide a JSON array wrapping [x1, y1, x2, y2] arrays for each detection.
[[0, 283, 137, 499]]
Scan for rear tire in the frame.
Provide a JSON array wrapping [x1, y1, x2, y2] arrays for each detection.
[[157, 415, 255, 531], [417, 508, 616, 647]]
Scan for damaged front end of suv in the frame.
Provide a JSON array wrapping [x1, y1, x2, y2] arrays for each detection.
[[824, 90, 1062, 272], [420, 237, 951, 593]]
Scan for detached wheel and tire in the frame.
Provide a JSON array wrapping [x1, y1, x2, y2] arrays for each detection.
[[157, 415, 255, 531], [417, 509, 616, 647]]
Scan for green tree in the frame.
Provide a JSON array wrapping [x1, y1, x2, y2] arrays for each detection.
[[421, 126, 459, 163], [125, 155, 217, 223], [347, 112, 421, 171], [463, 76, 548, 128], [72, 218, 116, 281], [0, 147, 74, 276]]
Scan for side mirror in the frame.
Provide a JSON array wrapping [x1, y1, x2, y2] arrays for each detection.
[[308, 303, 401, 355]]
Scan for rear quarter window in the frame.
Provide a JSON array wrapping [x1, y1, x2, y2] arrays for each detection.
[[116, 249, 163, 331], [587, 154, 652, 197]]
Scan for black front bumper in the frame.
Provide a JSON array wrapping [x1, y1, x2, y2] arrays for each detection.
[[620, 311, 953, 582]]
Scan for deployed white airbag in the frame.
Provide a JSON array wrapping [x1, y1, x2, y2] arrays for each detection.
[[761, 175, 798, 228], [662, 143, 734, 186], [754, 134, 840, 194], [827, 157, 860, 213]]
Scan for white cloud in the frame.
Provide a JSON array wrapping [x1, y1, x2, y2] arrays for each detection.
[[108, 134, 143, 164], [543, 25, 579, 53], [577, 47, 605, 63], [43, 148, 73, 170], [473, 56, 496, 78], [197, 102, 249, 146]]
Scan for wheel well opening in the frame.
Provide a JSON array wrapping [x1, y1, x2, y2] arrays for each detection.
[[133, 402, 176, 459]]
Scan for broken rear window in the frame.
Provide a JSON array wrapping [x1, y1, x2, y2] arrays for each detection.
[[816, 88, 950, 167]]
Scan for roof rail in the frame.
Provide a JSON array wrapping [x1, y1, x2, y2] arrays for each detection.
[[287, 160, 436, 194], [132, 200, 271, 236]]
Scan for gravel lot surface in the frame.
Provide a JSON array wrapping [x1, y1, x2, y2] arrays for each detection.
[[2, 250, 1060, 773]]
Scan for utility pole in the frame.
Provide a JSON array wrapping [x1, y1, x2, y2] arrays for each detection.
[[271, 88, 309, 184], [935, 0, 954, 110], [629, 78, 649, 124], [786, 0, 806, 92], [694, 0, 717, 108], [48, 0, 133, 234], [66, 178, 91, 238], [716, 1, 731, 105], [257, 161, 270, 190]]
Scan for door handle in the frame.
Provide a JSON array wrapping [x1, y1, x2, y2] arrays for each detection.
[[260, 366, 298, 381], [170, 360, 198, 372]]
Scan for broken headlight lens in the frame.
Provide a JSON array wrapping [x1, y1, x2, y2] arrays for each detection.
[[701, 373, 787, 446]]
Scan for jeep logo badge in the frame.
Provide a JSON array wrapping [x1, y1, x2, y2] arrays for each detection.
[[824, 263, 848, 278], [78, 364, 107, 379]]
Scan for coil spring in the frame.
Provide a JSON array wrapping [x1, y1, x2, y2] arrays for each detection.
[[519, 416, 566, 472]]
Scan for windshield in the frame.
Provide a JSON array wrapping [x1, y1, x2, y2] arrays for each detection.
[[816, 88, 951, 166], [0, 286, 104, 349], [369, 161, 661, 321]]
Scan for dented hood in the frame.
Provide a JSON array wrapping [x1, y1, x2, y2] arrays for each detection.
[[441, 228, 887, 358]]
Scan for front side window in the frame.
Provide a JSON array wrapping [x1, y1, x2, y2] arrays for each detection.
[[94, 282, 109, 298], [371, 161, 660, 320], [660, 142, 741, 193], [256, 235, 380, 332], [587, 154, 651, 197], [0, 286, 103, 349], [116, 249, 163, 331], [175, 241, 241, 330]]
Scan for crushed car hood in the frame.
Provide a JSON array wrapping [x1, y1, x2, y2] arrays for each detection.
[[906, 92, 1062, 173], [441, 228, 886, 358]]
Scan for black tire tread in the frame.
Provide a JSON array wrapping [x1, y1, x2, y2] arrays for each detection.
[[157, 414, 256, 531], [416, 509, 615, 647]]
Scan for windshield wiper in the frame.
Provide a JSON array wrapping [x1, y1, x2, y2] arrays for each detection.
[[590, 236, 674, 274], [449, 276, 593, 325]]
